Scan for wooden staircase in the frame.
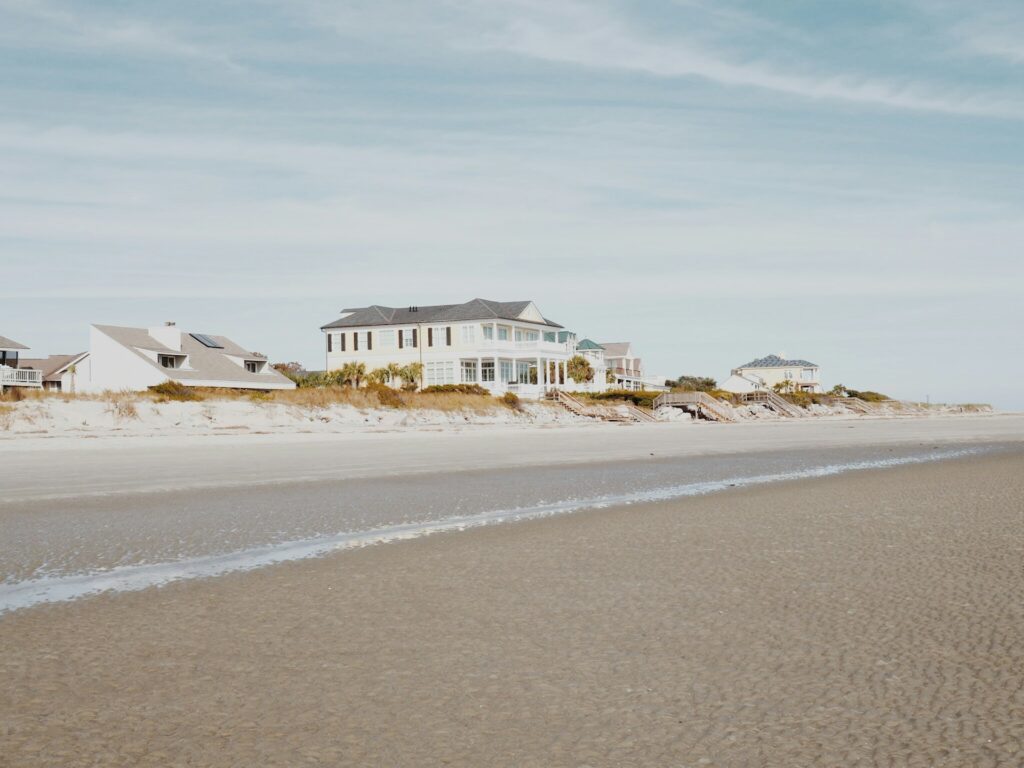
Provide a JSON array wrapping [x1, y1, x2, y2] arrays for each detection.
[[830, 396, 875, 414], [548, 390, 656, 423], [741, 390, 807, 418], [652, 392, 736, 423]]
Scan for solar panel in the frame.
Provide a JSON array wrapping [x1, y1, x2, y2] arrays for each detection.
[[190, 333, 224, 349]]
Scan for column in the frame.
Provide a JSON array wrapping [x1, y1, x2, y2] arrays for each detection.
[[477, 356, 483, 385], [537, 356, 542, 391]]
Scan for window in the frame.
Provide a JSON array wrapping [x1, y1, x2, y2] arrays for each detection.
[[516, 361, 532, 383], [801, 369, 814, 381], [355, 331, 371, 350], [460, 325, 476, 344], [424, 361, 455, 386], [378, 330, 396, 348], [543, 331, 556, 342], [482, 325, 494, 341], [245, 360, 265, 373], [481, 361, 495, 382], [461, 360, 477, 383], [499, 360, 513, 383], [429, 326, 450, 347], [784, 370, 793, 380], [497, 326, 509, 341], [401, 329, 416, 348], [515, 329, 539, 342], [158, 355, 178, 369]]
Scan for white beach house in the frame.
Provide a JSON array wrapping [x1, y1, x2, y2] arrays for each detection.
[[77, 323, 295, 393], [0, 334, 43, 391], [721, 354, 822, 394], [321, 298, 583, 398]]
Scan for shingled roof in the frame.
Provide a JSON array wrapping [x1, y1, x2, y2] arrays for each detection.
[[320, 298, 563, 330], [737, 354, 817, 369], [0, 335, 29, 351]]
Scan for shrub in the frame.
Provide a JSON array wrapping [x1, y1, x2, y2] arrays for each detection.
[[365, 382, 405, 408], [501, 391, 521, 409], [420, 384, 490, 396], [576, 389, 662, 409], [674, 375, 717, 392], [149, 381, 204, 401], [0, 403, 13, 430], [566, 355, 594, 384], [0, 386, 25, 402], [104, 392, 139, 420], [844, 389, 891, 403]]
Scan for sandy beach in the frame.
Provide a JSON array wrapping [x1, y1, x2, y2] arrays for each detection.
[[3, 441, 1023, 766]]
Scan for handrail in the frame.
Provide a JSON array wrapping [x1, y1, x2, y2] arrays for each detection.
[[653, 392, 735, 422], [0, 366, 43, 387]]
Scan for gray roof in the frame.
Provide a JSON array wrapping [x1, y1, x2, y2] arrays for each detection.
[[737, 354, 817, 369], [599, 342, 632, 358], [94, 325, 294, 388], [0, 335, 29, 351], [18, 352, 88, 381], [321, 298, 563, 330]]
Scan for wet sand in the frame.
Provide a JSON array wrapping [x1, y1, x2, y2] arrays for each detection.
[[3, 450, 1024, 766]]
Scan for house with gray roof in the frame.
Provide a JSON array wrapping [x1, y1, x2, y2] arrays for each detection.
[[18, 352, 89, 393], [721, 353, 821, 394], [320, 298, 584, 398], [77, 323, 295, 393]]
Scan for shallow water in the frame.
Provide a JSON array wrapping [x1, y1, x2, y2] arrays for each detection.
[[0, 443, 1006, 613]]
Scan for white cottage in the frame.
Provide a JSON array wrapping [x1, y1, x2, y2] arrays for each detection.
[[721, 354, 822, 394]]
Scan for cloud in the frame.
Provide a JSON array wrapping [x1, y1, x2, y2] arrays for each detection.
[[458, 1, 1022, 118]]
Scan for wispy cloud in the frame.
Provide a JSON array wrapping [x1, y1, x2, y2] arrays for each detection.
[[456, 1, 1022, 118]]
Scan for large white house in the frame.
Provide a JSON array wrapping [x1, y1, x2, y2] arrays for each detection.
[[720, 354, 822, 394], [1, 334, 43, 391], [321, 298, 591, 398], [77, 323, 295, 393]]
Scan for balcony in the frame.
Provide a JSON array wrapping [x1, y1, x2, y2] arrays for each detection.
[[0, 366, 43, 388], [479, 339, 571, 354]]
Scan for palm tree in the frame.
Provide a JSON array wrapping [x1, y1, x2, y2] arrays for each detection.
[[366, 368, 389, 385], [338, 361, 367, 387], [566, 355, 594, 384], [399, 362, 423, 391], [385, 362, 404, 385]]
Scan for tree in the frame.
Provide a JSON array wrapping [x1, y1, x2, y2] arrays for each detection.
[[338, 361, 367, 388], [566, 355, 594, 384], [366, 368, 389, 385], [398, 362, 423, 391], [773, 379, 795, 394], [67, 363, 77, 394], [675, 375, 716, 392], [385, 362, 404, 385], [828, 383, 846, 396]]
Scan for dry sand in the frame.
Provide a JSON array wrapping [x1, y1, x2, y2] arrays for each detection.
[[3, 449, 1023, 767]]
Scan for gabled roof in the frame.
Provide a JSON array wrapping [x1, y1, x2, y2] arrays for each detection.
[[599, 342, 632, 358], [320, 298, 563, 330], [93, 325, 294, 388], [576, 339, 604, 350], [0, 335, 29, 351], [736, 354, 817, 369], [18, 352, 88, 381]]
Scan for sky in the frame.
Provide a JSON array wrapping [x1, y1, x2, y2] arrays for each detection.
[[2, 0, 1022, 407]]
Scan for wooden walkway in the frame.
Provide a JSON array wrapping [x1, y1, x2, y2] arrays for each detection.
[[548, 390, 658, 423], [652, 392, 735, 422]]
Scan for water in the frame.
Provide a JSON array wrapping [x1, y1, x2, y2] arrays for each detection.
[[0, 444, 996, 614]]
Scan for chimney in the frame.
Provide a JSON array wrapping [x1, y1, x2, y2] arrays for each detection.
[[149, 322, 182, 351], [408, 306, 418, 312]]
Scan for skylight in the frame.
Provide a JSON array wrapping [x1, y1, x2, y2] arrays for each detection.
[[190, 333, 223, 349]]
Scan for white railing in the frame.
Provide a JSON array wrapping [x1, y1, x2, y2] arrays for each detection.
[[0, 366, 43, 387], [480, 339, 571, 353]]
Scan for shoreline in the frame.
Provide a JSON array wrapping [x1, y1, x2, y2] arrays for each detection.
[[3, 449, 1023, 766]]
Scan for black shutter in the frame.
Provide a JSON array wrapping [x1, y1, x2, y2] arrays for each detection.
[[446, 327, 452, 346], [398, 330, 404, 349], [428, 328, 433, 347], [354, 333, 359, 351], [412, 329, 418, 347], [367, 332, 372, 351], [341, 333, 346, 351], [327, 333, 332, 352]]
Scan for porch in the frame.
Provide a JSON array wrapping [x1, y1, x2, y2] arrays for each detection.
[[0, 366, 43, 389]]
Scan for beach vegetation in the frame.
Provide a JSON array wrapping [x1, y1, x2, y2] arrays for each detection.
[[149, 381, 204, 402], [104, 391, 139, 420], [0, 403, 13, 430], [420, 384, 490, 396], [501, 391, 521, 410], [673, 375, 717, 392]]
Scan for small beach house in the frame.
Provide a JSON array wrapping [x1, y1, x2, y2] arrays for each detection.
[[321, 298, 582, 398], [78, 323, 295, 393], [18, 352, 89, 392], [721, 354, 822, 394], [600, 342, 652, 391]]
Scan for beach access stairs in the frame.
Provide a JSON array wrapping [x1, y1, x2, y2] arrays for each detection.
[[741, 390, 807, 418], [830, 396, 875, 414], [652, 392, 736, 422], [548, 390, 658, 423]]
